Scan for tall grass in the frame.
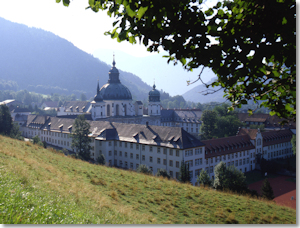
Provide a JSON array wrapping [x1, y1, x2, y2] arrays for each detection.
[[0, 135, 296, 224]]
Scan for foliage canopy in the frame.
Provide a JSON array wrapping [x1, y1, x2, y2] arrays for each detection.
[[58, 0, 296, 121]]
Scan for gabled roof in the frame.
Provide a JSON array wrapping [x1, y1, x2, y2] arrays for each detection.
[[237, 128, 258, 140], [202, 134, 255, 158]]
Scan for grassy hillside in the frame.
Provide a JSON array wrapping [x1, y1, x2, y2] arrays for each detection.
[[0, 136, 296, 224]]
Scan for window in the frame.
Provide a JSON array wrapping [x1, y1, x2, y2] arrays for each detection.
[[169, 149, 173, 156], [205, 167, 209, 172], [130, 143, 133, 149], [170, 171, 173, 178], [176, 150, 180, 156], [243, 158, 245, 165], [163, 159, 167, 165], [195, 169, 202, 177], [186, 160, 193, 167], [239, 152, 242, 157], [150, 156, 153, 162], [114, 141, 117, 146], [119, 151, 122, 157], [231, 154, 234, 159], [157, 158, 161, 164], [136, 144, 139, 150], [142, 145, 145, 151], [176, 172, 179, 179], [206, 159, 208, 165], [109, 151, 112, 156], [125, 152, 127, 157], [150, 167, 153, 171], [239, 159, 242, 166], [119, 142, 122, 147], [109, 141, 112, 146], [130, 153, 133, 159], [109, 160, 112, 165], [136, 154, 139, 160], [119, 160, 123, 166], [235, 160, 238, 166], [142, 155, 145, 161], [235, 153, 238, 158], [163, 148, 167, 154], [247, 158, 249, 164], [215, 157, 218, 162], [125, 142, 127, 148], [125, 161, 128, 168], [176, 161, 179, 168], [210, 166, 213, 173], [136, 164, 139, 169], [150, 146, 153, 152], [211, 158, 213, 163], [130, 162, 133, 169], [157, 148, 161, 153], [169, 160, 173, 167], [114, 150, 117, 156], [185, 150, 193, 157], [195, 158, 202, 166]]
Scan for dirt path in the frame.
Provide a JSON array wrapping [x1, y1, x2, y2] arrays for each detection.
[[248, 175, 296, 210]]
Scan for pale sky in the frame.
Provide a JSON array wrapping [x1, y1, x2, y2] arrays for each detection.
[[0, 0, 217, 96]]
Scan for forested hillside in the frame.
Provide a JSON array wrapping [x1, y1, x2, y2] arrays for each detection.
[[0, 17, 151, 100]]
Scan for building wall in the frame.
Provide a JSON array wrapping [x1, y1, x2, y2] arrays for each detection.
[[20, 124, 294, 186]]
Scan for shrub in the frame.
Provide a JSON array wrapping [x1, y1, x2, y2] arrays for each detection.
[[32, 135, 41, 144], [156, 169, 170, 179], [197, 169, 212, 187], [261, 178, 274, 200], [136, 164, 152, 175], [96, 154, 106, 165]]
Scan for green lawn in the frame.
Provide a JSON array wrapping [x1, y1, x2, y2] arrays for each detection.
[[0, 136, 296, 224]]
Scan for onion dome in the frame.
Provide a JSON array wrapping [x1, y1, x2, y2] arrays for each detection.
[[148, 84, 160, 102], [99, 55, 132, 100]]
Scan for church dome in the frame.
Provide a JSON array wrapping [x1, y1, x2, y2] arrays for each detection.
[[99, 83, 132, 100], [148, 84, 160, 102], [98, 56, 132, 100]]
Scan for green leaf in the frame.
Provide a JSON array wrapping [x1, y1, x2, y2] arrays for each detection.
[[125, 5, 135, 17], [62, 0, 70, 6], [129, 36, 136, 44], [137, 6, 148, 20], [179, 58, 186, 65], [282, 17, 287, 25], [56, 0, 61, 3]]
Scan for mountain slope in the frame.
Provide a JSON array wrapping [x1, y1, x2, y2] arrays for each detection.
[[182, 77, 226, 103], [0, 135, 296, 224], [0, 17, 151, 100]]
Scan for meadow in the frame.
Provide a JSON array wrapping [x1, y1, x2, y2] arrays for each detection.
[[0, 135, 296, 224]]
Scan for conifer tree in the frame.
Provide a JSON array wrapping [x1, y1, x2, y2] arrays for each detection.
[[179, 161, 191, 183], [261, 178, 275, 200], [71, 115, 92, 161]]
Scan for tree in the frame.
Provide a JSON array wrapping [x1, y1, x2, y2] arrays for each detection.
[[196, 169, 212, 187], [200, 110, 218, 140], [71, 115, 92, 161], [179, 161, 191, 183], [136, 164, 152, 175], [156, 168, 170, 179], [97, 154, 106, 165], [0, 105, 13, 135], [80, 93, 87, 101], [261, 178, 275, 200], [291, 134, 296, 155], [213, 162, 248, 193], [9, 123, 23, 140], [58, 0, 295, 121]]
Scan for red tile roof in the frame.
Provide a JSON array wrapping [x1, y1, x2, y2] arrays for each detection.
[[261, 129, 294, 147], [202, 134, 255, 158]]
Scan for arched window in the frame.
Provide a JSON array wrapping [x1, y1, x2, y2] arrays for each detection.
[[107, 104, 110, 117], [124, 104, 127, 116], [257, 138, 261, 146]]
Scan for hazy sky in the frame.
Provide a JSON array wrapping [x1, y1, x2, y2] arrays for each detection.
[[0, 0, 217, 96]]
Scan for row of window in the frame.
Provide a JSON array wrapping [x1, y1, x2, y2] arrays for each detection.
[[267, 148, 292, 158], [107, 145, 182, 156], [268, 142, 291, 150]]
